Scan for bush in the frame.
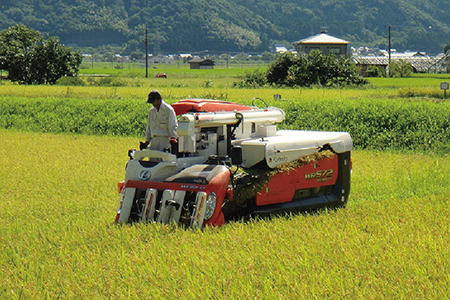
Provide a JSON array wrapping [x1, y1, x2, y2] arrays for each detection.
[[203, 80, 214, 88], [389, 60, 413, 77], [264, 51, 367, 87], [233, 69, 267, 88], [366, 65, 387, 77], [398, 87, 444, 99], [266, 52, 297, 85], [56, 76, 85, 86], [86, 77, 127, 87]]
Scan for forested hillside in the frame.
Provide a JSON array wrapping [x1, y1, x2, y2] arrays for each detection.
[[0, 0, 449, 54]]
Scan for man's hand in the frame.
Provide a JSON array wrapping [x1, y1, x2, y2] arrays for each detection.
[[139, 141, 150, 150]]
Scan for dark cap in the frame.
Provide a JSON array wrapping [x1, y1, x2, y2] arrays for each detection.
[[147, 90, 162, 103]]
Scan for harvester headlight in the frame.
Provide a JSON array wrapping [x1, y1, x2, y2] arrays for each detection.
[[204, 192, 217, 220]]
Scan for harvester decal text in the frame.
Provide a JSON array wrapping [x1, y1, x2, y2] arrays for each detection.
[[305, 169, 334, 182], [181, 185, 206, 190], [274, 156, 288, 163]]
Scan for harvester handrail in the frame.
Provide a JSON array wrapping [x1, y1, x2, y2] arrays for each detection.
[[132, 149, 177, 162]]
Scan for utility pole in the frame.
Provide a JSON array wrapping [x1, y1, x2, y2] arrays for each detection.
[[388, 25, 392, 77], [145, 28, 148, 78]]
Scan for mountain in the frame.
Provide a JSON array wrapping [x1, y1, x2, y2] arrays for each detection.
[[0, 0, 449, 54]]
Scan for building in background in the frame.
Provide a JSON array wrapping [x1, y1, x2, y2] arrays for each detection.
[[353, 53, 450, 75], [294, 30, 350, 57], [188, 58, 215, 69]]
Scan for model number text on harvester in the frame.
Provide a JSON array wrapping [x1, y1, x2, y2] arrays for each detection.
[[305, 169, 334, 181]]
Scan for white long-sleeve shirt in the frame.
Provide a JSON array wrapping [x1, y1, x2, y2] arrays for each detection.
[[145, 100, 178, 142]]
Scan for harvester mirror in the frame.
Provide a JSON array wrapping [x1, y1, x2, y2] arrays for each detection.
[[231, 146, 243, 165], [235, 112, 243, 120]]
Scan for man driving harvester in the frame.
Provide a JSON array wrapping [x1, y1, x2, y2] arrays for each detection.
[[140, 89, 178, 152]]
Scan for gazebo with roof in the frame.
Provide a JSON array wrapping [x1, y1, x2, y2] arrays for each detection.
[[294, 30, 350, 57]]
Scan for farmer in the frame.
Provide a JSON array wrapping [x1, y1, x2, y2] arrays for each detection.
[[140, 89, 178, 151]]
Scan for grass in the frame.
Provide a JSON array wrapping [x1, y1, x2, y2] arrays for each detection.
[[367, 75, 450, 88], [1, 130, 450, 298], [0, 80, 397, 101], [3, 68, 448, 101], [1, 70, 450, 298], [78, 61, 269, 85], [76, 62, 450, 88]]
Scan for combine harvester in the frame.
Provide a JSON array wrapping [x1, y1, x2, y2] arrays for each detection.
[[115, 99, 352, 228]]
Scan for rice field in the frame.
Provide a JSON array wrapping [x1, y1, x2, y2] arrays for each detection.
[[0, 79, 398, 102], [1, 69, 450, 298], [1, 130, 449, 298]]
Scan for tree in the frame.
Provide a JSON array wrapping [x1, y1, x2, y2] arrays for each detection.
[[266, 52, 297, 85], [130, 50, 144, 60], [389, 60, 413, 78], [0, 24, 41, 83], [220, 53, 231, 61], [366, 65, 387, 77], [234, 52, 249, 61], [265, 51, 367, 87], [30, 36, 82, 84], [444, 44, 450, 54], [261, 51, 275, 63], [0, 24, 82, 84], [102, 51, 116, 63]]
